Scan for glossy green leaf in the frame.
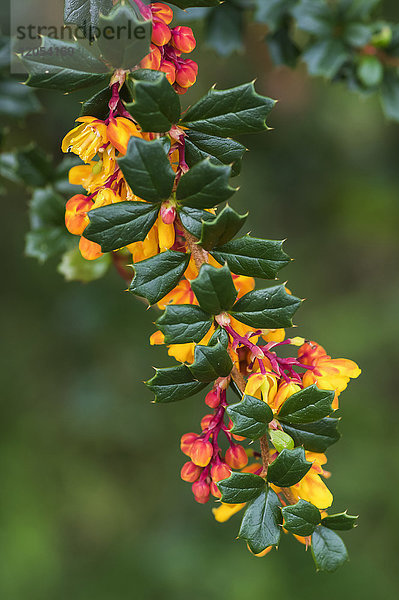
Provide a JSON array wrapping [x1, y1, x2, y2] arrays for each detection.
[[227, 395, 273, 440], [267, 448, 312, 487], [57, 246, 111, 282], [302, 39, 349, 79], [266, 27, 300, 68], [129, 251, 190, 305], [208, 326, 229, 348], [189, 340, 233, 382], [80, 86, 112, 119], [198, 205, 248, 250], [118, 137, 175, 202], [14, 144, 53, 188], [218, 472, 265, 504], [176, 159, 235, 209], [97, 2, 151, 69], [21, 37, 110, 91], [191, 263, 237, 314], [277, 384, 334, 424], [205, 2, 244, 57], [238, 487, 282, 553], [184, 130, 246, 177], [84, 201, 159, 252], [292, 1, 334, 37], [156, 305, 213, 344], [0, 78, 40, 119], [64, 0, 113, 32], [255, 0, 296, 31], [321, 512, 358, 531], [125, 70, 181, 132], [269, 429, 294, 453], [177, 206, 216, 238], [180, 82, 275, 137], [211, 236, 290, 279], [146, 364, 208, 403], [311, 526, 349, 572], [282, 499, 321, 536], [281, 418, 341, 452], [230, 285, 301, 329]]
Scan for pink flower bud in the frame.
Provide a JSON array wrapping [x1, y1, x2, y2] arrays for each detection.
[[151, 20, 171, 46], [190, 438, 213, 467], [192, 480, 210, 504], [225, 444, 248, 469], [180, 432, 198, 457], [160, 203, 176, 225], [205, 388, 220, 409], [200, 414, 214, 431], [181, 461, 202, 483], [171, 26, 196, 53], [211, 462, 231, 483]]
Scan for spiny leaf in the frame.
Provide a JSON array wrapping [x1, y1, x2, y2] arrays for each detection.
[[190, 263, 237, 315], [230, 285, 301, 329], [282, 499, 321, 536], [199, 205, 248, 250], [311, 526, 349, 572], [189, 340, 233, 382], [277, 384, 335, 425], [267, 447, 312, 487], [146, 364, 208, 403], [238, 487, 282, 553], [129, 251, 190, 305], [184, 130, 246, 177], [176, 159, 236, 209], [227, 395, 273, 440], [321, 512, 358, 531], [281, 418, 340, 453], [156, 305, 213, 344], [218, 472, 266, 504]]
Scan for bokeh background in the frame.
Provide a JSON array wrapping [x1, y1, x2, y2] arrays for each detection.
[[2, 4, 399, 599]]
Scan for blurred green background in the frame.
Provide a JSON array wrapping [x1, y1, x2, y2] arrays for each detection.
[[2, 7, 399, 600]]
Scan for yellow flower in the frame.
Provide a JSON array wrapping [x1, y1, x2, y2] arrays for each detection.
[[62, 116, 108, 163], [272, 381, 301, 412], [212, 502, 246, 523], [244, 372, 278, 404]]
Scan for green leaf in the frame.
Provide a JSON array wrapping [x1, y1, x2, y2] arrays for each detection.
[[21, 37, 110, 91], [129, 251, 190, 305], [191, 263, 237, 314], [0, 78, 40, 120], [230, 285, 301, 329], [282, 499, 321, 536], [169, 1, 220, 8], [238, 487, 282, 553], [118, 137, 175, 202], [292, 1, 334, 37], [7, 144, 53, 188], [302, 39, 349, 79], [156, 305, 213, 344], [380, 71, 399, 122], [80, 86, 112, 120], [227, 395, 273, 440], [281, 418, 341, 452], [189, 340, 233, 381], [205, 3, 244, 57], [269, 429, 294, 453], [218, 472, 265, 504], [57, 246, 111, 282], [267, 448, 312, 487], [146, 364, 208, 403], [176, 159, 235, 209], [211, 236, 290, 279], [277, 385, 334, 424], [177, 206, 216, 238], [180, 82, 275, 137], [321, 512, 358, 531], [357, 55, 383, 88], [311, 526, 349, 572], [266, 28, 300, 68], [255, 0, 296, 31], [198, 205, 248, 250], [208, 326, 229, 348], [84, 201, 159, 252], [97, 2, 151, 69], [64, 0, 113, 32], [184, 130, 246, 177], [125, 70, 181, 133]]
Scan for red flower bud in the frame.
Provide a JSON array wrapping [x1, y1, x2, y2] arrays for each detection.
[[180, 432, 198, 457], [211, 462, 231, 483], [159, 60, 176, 85], [205, 388, 220, 409], [210, 481, 221, 498], [225, 444, 248, 469], [190, 438, 213, 467], [160, 202, 176, 225], [192, 480, 210, 504], [171, 26, 196, 53], [200, 414, 214, 431], [181, 461, 202, 483], [140, 43, 161, 70], [151, 2, 173, 25], [173, 84, 188, 95], [151, 20, 171, 46], [176, 60, 198, 88]]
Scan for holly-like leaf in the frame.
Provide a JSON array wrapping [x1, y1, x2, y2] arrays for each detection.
[[180, 82, 275, 137], [198, 205, 248, 250], [208, 326, 229, 348], [227, 395, 273, 440], [57, 246, 111, 282], [267, 448, 312, 487], [266, 27, 300, 68], [291, 0, 334, 37], [254, 0, 296, 31], [184, 130, 246, 177], [64, 0, 113, 32], [269, 429, 294, 453], [0, 78, 40, 120], [282, 499, 321, 536], [211, 236, 290, 279], [191, 263, 237, 314], [14, 144, 53, 188], [281, 418, 341, 452], [118, 137, 175, 202], [277, 385, 334, 424], [218, 472, 265, 504], [84, 201, 159, 252], [97, 2, 151, 69], [80, 86, 112, 119], [189, 340, 233, 381], [302, 39, 349, 79], [21, 37, 110, 91], [125, 70, 181, 132], [129, 251, 190, 305], [238, 487, 282, 553], [177, 206, 216, 238], [205, 2, 244, 57], [230, 285, 301, 329], [311, 526, 349, 572], [156, 305, 213, 344], [146, 364, 208, 403], [176, 159, 236, 209], [321, 512, 358, 531]]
